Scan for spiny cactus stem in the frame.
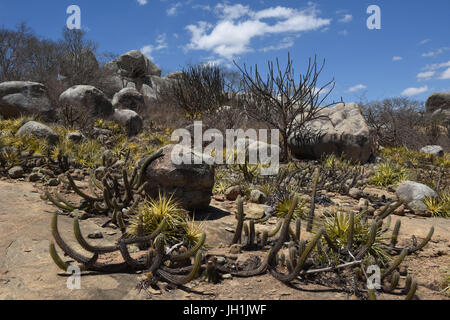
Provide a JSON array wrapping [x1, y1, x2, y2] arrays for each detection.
[[382, 248, 408, 281], [135, 149, 164, 189], [405, 279, 417, 300], [231, 197, 245, 245], [306, 167, 320, 232], [346, 212, 355, 251], [73, 218, 119, 253], [45, 191, 74, 211], [49, 242, 69, 272], [408, 227, 434, 254], [268, 221, 282, 238], [169, 233, 206, 262], [391, 220, 401, 247], [66, 172, 102, 202]]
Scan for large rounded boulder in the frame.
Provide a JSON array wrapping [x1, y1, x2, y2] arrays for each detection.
[[59, 85, 114, 118], [141, 144, 215, 211], [117, 50, 161, 78], [0, 81, 53, 120], [112, 88, 145, 113], [396, 181, 437, 215], [16, 121, 59, 145], [426, 92, 450, 124], [112, 109, 143, 137], [288, 102, 374, 163], [426, 92, 450, 113]]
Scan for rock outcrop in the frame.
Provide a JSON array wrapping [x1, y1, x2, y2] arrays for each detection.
[[112, 109, 143, 137], [288, 102, 373, 163], [59, 85, 114, 118], [141, 144, 215, 211], [0, 81, 53, 120], [396, 181, 437, 215], [112, 88, 145, 113], [16, 121, 59, 145]]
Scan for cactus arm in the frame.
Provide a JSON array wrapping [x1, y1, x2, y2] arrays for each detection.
[[73, 218, 119, 253], [268, 221, 282, 238], [157, 251, 203, 285], [381, 248, 408, 281], [135, 149, 164, 188], [66, 173, 103, 202], [49, 242, 69, 271], [169, 233, 206, 262], [405, 279, 417, 300], [45, 191, 74, 211], [408, 227, 434, 254], [391, 220, 401, 247], [306, 168, 320, 232], [355, 221, 379, 260], [122, 217, 167, 245], [231, 197, 245, 245], [346, 212, 355, 251]]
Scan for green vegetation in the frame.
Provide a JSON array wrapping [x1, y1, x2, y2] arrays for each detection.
[[371, 162, 410, 187]]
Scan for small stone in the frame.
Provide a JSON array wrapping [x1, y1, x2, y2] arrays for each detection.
[[394, 204, 406, 216], [250, 190, 267, 204], [222, 274, 232, 279], [216, 257, 226, 265], [225, 185, 242, 201], [47, 178, 60, 186], [29, 173, 43, 182], [229, 244, 242, 254], [349, 188, 363, 199], [8, 166, 24, 179], [88, 231, 103, 239], [71, 209, 89, 220]]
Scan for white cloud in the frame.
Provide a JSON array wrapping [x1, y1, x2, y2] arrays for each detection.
[[339, 14, 353, 23], [347, 84, 367, 93], [260, 36, 295, 52], [439, 67, 450, 80], [338, 30, 348, 36], [419, 39, 431, 45], [423, 60, 450, 71], [137, 0, 147, 5], [416, 71, 435, 81], [141, 33, 168, 60], [422, 47, 449, 57], [392, 56, 403, 61], [401, 86, 429, 96], [186, 3, 331, 60], [167, 2, 182, 16]]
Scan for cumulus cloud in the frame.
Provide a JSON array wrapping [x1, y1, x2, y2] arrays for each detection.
[[419, 39, 431, 45], [422, 47, 449, 57], [392, 56, 403, 61], [416, 71, 435, 81], [260, 36, 295, 52], [137, 0, 147, 5], [339, 14, 353, 23], [167, 2, 182, 16], [424, 60, 450, 71], [401, 86, 429, 96], [439, 67, 450, 80], [347, 84, 367, 93], [141, 33, 168, 59], [185, 3, 331, 60]]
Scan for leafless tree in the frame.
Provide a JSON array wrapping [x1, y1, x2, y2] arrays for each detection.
[[0, 22, 35, 81], [157, 63, 230, 120], [361, 97, 427, 148], [234, 53, 339, 161]]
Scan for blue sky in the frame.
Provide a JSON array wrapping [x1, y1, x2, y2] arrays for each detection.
[[0, 0, 449, 103]]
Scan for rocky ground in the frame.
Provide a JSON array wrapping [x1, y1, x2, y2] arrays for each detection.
[[0, 179, 448, 300]]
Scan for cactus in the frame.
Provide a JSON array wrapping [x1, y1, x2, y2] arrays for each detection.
[[382, 248, 408, 281], [231, 197, 245, 245], [405, 279, 417, 300], [391, 220, 401, 247], [306, 168, 320, 232]]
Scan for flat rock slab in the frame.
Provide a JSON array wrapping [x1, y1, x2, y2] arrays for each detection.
[[0, 181, 143, 300]]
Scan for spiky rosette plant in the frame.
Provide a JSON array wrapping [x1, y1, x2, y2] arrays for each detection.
[[127, 193, 203, 247]]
